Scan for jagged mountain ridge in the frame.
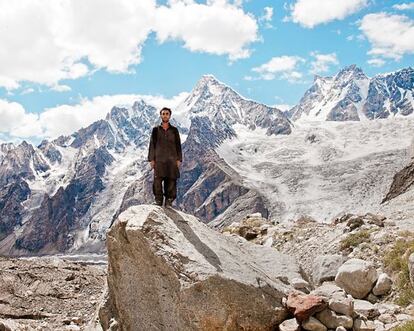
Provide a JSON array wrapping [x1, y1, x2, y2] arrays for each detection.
[[288, 65, 414, 121], [0, 75, 291, 255], [0, 67, 413, 256]]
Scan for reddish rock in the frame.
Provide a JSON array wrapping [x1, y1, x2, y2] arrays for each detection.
[[286, 291, 327, 322]]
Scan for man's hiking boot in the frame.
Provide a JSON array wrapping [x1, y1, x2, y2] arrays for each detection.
[[165, 198, 174, 208], [153, 200, 163, 206]]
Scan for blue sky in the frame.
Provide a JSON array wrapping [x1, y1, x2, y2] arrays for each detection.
[[0, 0, 413, 144]]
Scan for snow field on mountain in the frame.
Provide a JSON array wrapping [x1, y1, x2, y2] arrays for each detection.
[[217, 117, 414, 223]]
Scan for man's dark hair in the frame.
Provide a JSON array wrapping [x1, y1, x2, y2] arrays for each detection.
[[160, 107, 172, 115]]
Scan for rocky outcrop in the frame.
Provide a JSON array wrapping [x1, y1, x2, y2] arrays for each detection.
[[382, 158, 414, 203], [0, 178, 30, 241], [219, 210, 414, 330], [101, 205, 303, 330], [13, 146, 115, 253]]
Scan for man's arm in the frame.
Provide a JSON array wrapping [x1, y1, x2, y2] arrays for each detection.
[[148, 128, 156, 162], [175, 128, 182, 162]]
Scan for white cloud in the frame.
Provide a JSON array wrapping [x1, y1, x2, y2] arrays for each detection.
[[367, 58, 386, 67], [288, 0, 369, 28], [0, 0, 155, 90], [393, 3, 414, 10], [309, 52, 339, 74], [0, 92, 188, 141], [0, 0, 258, 89], [0, 99, 43, 138], [154, 0, 259, 61], [262, 7, 273, 21], [259, 6, 274, 28], [359, 12, 414, 60], [51, 85, 71, 92], [21, 88, 35, 95], [250, 55, 305, 82]]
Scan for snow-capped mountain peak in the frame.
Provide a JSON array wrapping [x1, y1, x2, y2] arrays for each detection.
[[176, 75, 292, 136], [289, 65, 413, 122]]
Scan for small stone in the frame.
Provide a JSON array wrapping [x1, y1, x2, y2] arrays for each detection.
[[310, 282, 345, 299], [353, 318, 375, 331], [354, 299, 380, 319], [376, 302, 402, 315], [286, 292, 327, 322], [292, 277, 310, 290], [366, 293, 379, 303], [315, 309, 353, 329], [378, 313, 396, 324], [335, 327, 346, 331], [396, 313, 413, 322], [373, 320, 385, 331], [279, 318, 300, 331], [302, 316, 327, 331], [328, 293, 354, 316], [372, 273, 392, 296]]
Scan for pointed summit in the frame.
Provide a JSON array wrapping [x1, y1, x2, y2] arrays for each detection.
[[192, 74, 230, 98], [336, 64, 367, 80]]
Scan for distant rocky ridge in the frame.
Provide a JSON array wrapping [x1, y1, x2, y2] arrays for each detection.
[[0, 75, 291, 255], [0, 66, 413, 256], [288, 65, 414, 121]]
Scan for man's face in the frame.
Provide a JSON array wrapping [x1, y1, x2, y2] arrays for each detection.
[[160, 110, 171, 122]]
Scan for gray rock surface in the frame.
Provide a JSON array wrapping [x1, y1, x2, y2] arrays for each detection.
[[313, 254, 345, 285], [102, 204, 302, 330], [335, 259, 378, 299]]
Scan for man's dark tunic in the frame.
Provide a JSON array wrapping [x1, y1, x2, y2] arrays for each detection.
[[148, 123, 182, 179]]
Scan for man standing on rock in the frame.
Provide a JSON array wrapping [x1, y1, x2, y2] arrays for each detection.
[[148, 107, 182, 207]]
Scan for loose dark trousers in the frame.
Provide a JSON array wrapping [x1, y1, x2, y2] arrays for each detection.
[[153, 175, 177, 203]]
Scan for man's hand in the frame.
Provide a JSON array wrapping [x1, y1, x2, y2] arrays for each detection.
[[150, 160, 155, 169], [176, 160, 181, 168]]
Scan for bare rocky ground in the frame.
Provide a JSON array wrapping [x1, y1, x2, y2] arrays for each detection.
[[0, 256, 107, 331], [221, 210, 414, 329]]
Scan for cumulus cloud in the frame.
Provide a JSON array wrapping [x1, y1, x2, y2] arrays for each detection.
[[259, 6, 274, 28], [0, 0, 155, 90], [0, 99, 43, 138], [154, 0, 258, 61], [249, 55, 305, 82], [359, 12, 414, 60], [0, 92, 188, 141], [367, 58, 386, 67], [309, 52, 339, 74], [287, 0, 369, 28], [393, 3, 414, 10], [0, 0, 258, 89]]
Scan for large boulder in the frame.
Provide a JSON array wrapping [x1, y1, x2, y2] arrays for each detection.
[[334, 259, 378, 299], [101, 205, 302, 330]]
